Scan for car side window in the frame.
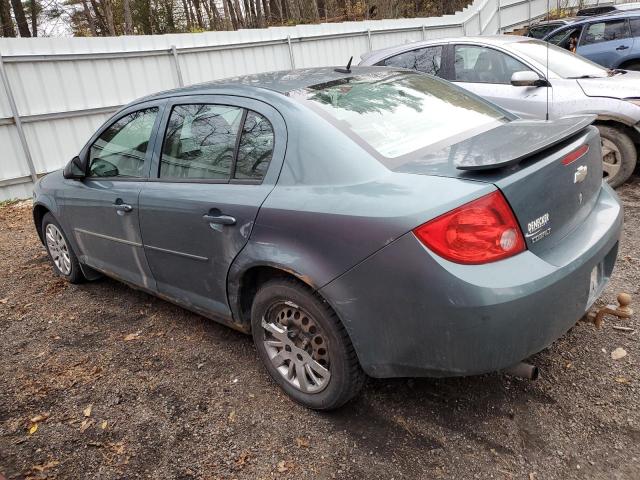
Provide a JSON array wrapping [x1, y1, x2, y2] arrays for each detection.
[[547, 26, 583, 50], [88, 108, 158, 178], [628, 17, 640, 37], [160, 104, 243, 180], [453, 45, 533, 84], [581, 19, 630, 46], [380, 46, 443, 76], [234, 111, 274, 181]]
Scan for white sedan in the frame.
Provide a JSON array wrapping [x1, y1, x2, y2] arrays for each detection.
[[360, 35, 640, 187]]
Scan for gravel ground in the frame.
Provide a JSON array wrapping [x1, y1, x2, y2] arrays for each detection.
[[1, 179, 639, 480]]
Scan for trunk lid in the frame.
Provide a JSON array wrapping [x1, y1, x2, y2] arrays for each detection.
[[393, 116, 603, 255]]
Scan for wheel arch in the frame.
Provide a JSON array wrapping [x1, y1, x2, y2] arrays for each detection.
[[229, 263, 322, 331], [617, 57, 640, 70], [33, 203, 51, 245], [593, 117, 640, 144]]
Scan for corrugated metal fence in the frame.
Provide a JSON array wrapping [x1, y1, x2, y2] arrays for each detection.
[[0, 0, 623, 199]]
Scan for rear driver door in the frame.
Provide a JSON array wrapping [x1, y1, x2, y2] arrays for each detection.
[[138, 96, 286, 319]]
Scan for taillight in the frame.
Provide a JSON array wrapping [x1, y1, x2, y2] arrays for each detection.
[[413, 191, 526, 265], [562, 144, 589, 165]]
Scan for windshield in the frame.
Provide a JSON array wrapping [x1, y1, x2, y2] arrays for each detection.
[[291, 71, 507, 160], [510, 40, 610, 78]]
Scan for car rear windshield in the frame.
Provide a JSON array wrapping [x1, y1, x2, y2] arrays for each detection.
[[291, 71, 507, 161]]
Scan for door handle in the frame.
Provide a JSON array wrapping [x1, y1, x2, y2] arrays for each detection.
[[113, 203, 133, 213], [203, 213, 236, 226], [616, 45, 629, 50]]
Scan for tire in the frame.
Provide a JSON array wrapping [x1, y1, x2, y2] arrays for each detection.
[[596, 124, 637, 188], [251, 278, 365, 410], [41, 213, 85, 284]]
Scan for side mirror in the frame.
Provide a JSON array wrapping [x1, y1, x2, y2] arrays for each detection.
[[511, 71, 548, 87], [63, 155, 86, 179]]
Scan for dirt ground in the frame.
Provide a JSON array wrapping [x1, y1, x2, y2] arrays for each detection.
[[1, 180, 639, 480]]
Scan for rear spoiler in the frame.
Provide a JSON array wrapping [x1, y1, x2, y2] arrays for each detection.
[[455, 115, 596, 171]]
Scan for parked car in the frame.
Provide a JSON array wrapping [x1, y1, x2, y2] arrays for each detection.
[[360, 35, 640, 187], [543, 11, 640, 70], [576, 2, 640, 17], [33, 67, 622, 410], [526, 18, 579, 39]]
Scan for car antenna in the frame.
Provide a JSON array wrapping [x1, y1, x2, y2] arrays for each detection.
[[335, 56, 353, 74], [545, 0, 550, 121]]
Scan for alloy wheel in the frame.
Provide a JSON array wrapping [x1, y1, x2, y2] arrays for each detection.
[[601, 137, 622, 182], [45, 223, 72, 275], [261, 301, 331, 394]]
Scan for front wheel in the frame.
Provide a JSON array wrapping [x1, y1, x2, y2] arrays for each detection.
[[596, 124, 637, 188], [42, 213, 85, 283], [251, 279, 365, 410]]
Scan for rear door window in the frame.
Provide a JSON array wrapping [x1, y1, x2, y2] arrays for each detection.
[[581, 19, 630, 46], [159, 104, 275, 182], [453, 45, 533, 84], [234, 111, 274, 181], [379, 46, 443, 76], [160, 104, 243, 180], [629, 17, 640, 36]]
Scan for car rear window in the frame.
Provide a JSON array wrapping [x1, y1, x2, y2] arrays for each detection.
[[291, 71, 507, 161]]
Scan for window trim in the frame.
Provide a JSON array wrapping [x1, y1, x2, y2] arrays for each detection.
[[82, 102, 165, 181], [153, 100, 275, 185], [451, 43, 535, 85]]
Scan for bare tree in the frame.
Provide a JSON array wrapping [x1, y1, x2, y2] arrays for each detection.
[[0, 0, 15, 36], [10, 0, 31, 36], [123, 0, 133, 33]]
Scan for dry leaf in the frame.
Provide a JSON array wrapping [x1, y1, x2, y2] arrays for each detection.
[[28, 423, 38, 435], [30, 413, 49, 423], [295, 437, 309, 448], [80, 419, 94, 432], [277, 460, 289, 473], [0, 297, 8, 304], [228, 410, 236, 423], [109, 442, 125, 455], [615, 376, 630, 384], [31, 460, 59, 473], [100, 420, 108, 430], [611, 347, 627, 360], [235, 451, 250, 467], [83, 405, 92, 417], [124, 331, 141, 341]]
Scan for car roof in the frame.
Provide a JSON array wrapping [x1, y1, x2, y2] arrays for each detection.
[[130, 66, 396, 106], [533, 17, 577, 26], [567, 10, 640, 25], [360, 35, 533, 65]]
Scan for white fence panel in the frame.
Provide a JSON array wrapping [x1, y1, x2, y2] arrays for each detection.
[[0, 0, 634, 199]]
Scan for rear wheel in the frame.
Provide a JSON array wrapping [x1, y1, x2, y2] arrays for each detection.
[[42, 213, 85, 283], [251, 279, 365, 410], [596, 124, 637, 188]]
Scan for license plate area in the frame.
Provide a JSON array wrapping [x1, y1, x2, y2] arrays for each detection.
[[587, 262, 604, 308]]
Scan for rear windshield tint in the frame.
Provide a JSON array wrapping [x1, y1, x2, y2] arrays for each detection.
[[291, 71, 507, 162]]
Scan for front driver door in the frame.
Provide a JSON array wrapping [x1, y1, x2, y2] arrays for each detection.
[[62, 103, 163, 289], [138, 96, 286, 319], [448, 44, 551, 120]]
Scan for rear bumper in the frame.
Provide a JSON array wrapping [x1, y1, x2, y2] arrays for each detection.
[[320, 184, 623, 378]]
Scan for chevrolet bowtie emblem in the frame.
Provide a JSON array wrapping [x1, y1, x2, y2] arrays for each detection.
[[574, 165, 588, 184]]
